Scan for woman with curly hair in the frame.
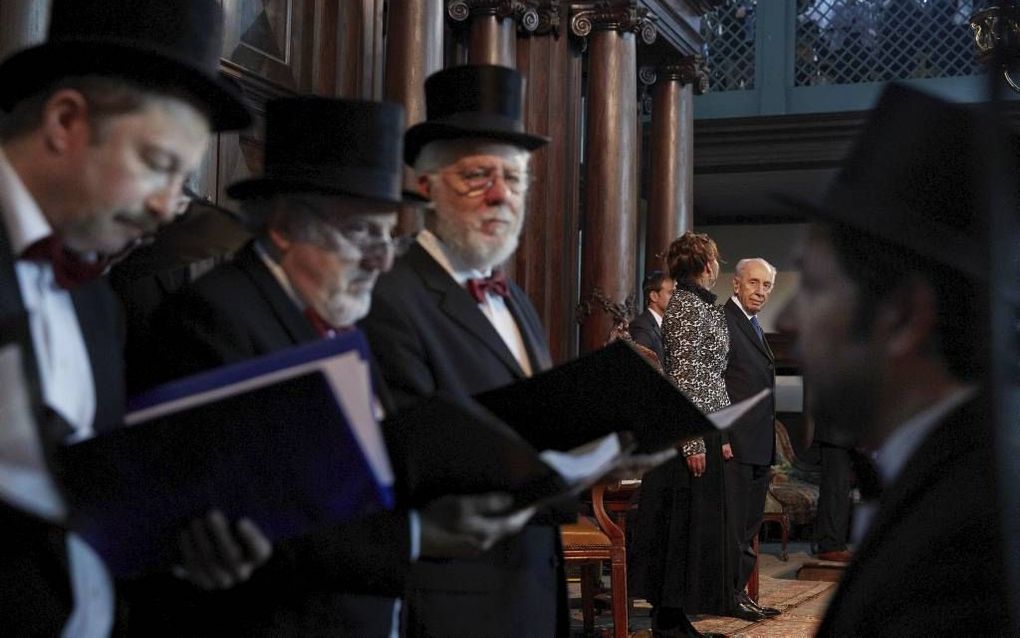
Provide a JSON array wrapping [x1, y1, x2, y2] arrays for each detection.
[[629, 231, 735, 637]]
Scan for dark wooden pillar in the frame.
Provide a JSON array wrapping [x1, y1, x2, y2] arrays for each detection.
[[448, 0, 540, 66], [385, 0, 445, 236], [516, 3, 583, 362], [572, 2, 656, 353], [0, 0, 47, 60], [645, 56, 708, 274]]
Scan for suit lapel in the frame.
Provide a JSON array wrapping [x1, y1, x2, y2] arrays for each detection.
[[407, 244, 527, 379], [726, 298, 773, 361], [506, 284, 551, 373], [233, 242, 318, 345]]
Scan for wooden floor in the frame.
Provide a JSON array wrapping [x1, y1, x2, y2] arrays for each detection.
[[570, 542, 841, 637]]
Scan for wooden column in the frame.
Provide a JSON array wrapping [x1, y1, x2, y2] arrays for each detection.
[[0, 0, 47, 60], [448, 0, 540, 66], [385, 0, 445, 236], [572, 2, 656, 353], [516, 3, 583, 362], [644, 56, 708, 274]]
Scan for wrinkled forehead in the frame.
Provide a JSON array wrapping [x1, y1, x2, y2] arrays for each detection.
[[418, 138, 531, 171]]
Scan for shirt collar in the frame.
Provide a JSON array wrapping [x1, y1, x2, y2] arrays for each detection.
[[0, 147, 53, 255], [730, 295, 755, 320], [254, 239, 306, 311], [649, 307, 663, 328], [416, 228, 490, 286], [873, 385, 976, 487]]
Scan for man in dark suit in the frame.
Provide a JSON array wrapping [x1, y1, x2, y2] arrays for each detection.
[[778, 84, 1014, 635], [361, 64, 571, 637], [0, 0, 251, 633], [629, 269, 674, 365], [722, 257, 780, 619], [133, 97, 531, 637]]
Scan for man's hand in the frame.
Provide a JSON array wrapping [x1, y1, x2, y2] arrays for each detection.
[[172, 510, 273, 590], [685, 453, 706, 477], [722, 443, 734, 461], [601, 448, 678, 481], [420, 493, 536, 559]]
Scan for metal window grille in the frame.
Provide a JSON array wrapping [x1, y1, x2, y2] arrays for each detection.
[[701, 0, 758, 92], [795, 0, 992, 87]]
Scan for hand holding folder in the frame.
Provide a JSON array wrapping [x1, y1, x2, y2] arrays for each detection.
[[61, 332, 394, 578]]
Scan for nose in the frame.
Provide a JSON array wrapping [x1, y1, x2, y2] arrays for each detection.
[[482, 174, 511, 205], [146, 178, 187, 224], [359, 241, 395, 273]]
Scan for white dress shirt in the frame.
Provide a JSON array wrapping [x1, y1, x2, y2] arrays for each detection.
[[417, 229, 533, 377], [850, 385, 976, 545], [0, 148, 113, 636]]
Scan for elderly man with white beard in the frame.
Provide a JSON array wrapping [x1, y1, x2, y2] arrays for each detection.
[[361, 64, 572, 638]]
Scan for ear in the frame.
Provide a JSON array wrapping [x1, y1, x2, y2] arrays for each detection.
[[267, 228, 292, 254], [732, 275, 740, 294], [40, 89, 92, 154], [877, 277, 937, 360], [416, 173, 432, 199]]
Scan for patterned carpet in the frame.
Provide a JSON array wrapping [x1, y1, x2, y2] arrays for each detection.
[[569, 543, 841, 637]]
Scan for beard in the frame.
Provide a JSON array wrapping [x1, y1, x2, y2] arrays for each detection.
[[319, 289, 373, 328], [432, 208, 523, 272]]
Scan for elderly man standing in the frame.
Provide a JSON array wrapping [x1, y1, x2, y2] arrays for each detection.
[[361, 64, 569, 637], [0, 0, 249, 634], [722, 258, 780, 618], [129, 96, 534, 637], [779, 84, 1013, 635]]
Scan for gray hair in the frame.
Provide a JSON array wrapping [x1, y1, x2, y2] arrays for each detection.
[[413, 138, 532, 174], [734, 257, 777, 279]]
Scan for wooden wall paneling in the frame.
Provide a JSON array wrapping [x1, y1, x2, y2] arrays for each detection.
[[516, 10, 584, 362], [311, 0, 339, 95], [336, 0, 387, 99]]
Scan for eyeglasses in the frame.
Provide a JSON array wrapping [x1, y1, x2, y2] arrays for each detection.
[[437, 166, 530, 198]]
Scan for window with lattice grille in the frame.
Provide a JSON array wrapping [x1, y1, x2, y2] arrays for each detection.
[[701, 0, 758, 92], [794, 0, 989, 86]]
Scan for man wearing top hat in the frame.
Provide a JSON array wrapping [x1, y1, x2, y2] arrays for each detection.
[[0, 0, 253, 634], [361, 65, 570, 637], [777, 84, 1014, 635], [127, 96, 535, 637]]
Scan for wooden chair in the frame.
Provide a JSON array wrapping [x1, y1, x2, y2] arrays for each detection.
[[560, 482, 629, 638]]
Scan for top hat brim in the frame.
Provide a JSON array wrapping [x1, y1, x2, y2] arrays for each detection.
[[772, 191, 985, 281], [227, 176, 428, 208], [0, 41, 251, 132], [404, 121, 549, 166]]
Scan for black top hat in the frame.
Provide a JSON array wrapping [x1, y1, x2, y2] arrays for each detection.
[[0, 0, 250, 132], [403, 65, 549, 166], [228, 97, 417, 207], [779, 83, 1003, 280]]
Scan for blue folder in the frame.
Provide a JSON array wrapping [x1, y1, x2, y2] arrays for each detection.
[[62, 331, 394, 578]]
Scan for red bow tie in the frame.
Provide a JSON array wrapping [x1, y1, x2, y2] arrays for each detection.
[[466, 271, 509, 303], [19, 235, 108, 289], [304, 306, 352, 339]]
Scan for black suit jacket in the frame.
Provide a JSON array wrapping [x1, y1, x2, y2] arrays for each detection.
[[361, 241, 567, 637], [629, 307, 664, 365], [722, 298, 775, 466], [816, 395, 1014, 636], [124, 241, 411, 637], [0, 209, 125, 635]]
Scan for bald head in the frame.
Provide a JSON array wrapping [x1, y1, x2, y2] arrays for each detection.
[[732, 258, 776, 315]]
